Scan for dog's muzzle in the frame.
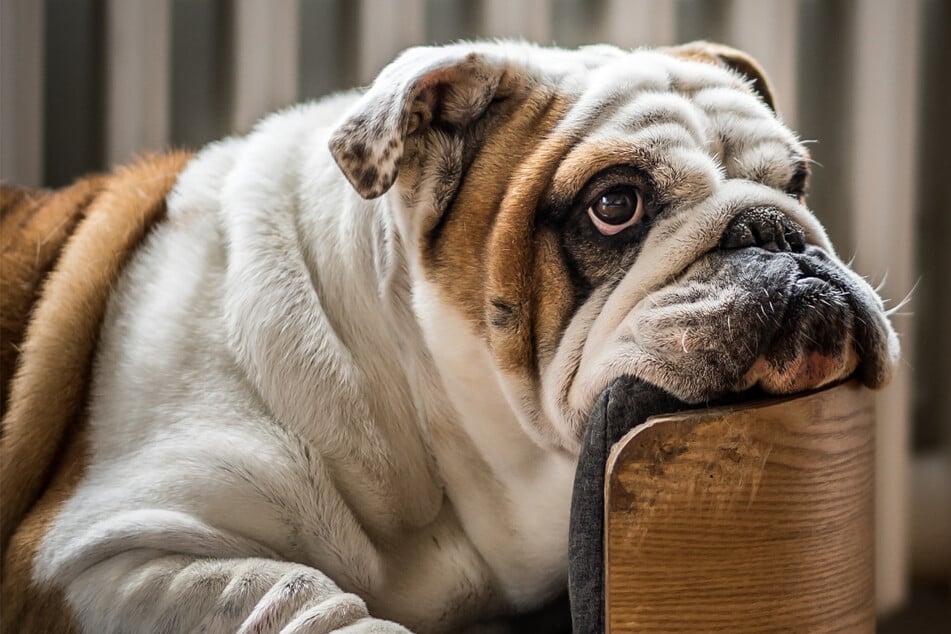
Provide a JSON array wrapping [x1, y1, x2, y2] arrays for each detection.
[[629, 206, 893, 399]]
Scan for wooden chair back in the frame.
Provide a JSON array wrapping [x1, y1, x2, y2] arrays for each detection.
[[605, 381, 875, 632]]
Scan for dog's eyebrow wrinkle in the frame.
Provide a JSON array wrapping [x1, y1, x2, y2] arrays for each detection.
[[614, 92, 708, 148], [556, 72, 662, 136], [633, 117, 699, 145]]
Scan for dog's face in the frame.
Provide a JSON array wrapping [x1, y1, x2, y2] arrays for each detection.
[[330, 41, 898, 452]]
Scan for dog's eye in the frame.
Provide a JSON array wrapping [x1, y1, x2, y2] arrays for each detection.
[[588, 187, 644, 236]]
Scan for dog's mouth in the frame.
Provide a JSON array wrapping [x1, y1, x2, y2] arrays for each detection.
[[625, 208, 897, 402]]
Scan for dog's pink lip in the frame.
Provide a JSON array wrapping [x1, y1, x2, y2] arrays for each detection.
[[740, 347, 859, 394]]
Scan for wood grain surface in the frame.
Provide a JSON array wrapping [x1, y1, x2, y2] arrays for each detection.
[[605, 381, 875, 633]]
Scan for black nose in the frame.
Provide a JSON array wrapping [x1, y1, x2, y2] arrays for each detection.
[[719, 206, 806, 253]]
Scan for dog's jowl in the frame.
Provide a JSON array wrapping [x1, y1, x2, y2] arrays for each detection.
[[1, 41, 898, 633]]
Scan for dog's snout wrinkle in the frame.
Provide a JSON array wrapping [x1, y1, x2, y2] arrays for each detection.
[[792, 247, 835, 282], [719, 206, 806, 253]]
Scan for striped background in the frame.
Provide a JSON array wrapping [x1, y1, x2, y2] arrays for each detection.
[[2, 0, 948, 614]]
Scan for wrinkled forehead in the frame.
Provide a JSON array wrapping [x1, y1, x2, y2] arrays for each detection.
[[526, 47, 806, 204]]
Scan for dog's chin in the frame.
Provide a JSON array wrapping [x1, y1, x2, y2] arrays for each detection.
[[624, 245, 896, 403]]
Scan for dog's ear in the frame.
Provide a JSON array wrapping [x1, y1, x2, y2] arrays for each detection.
[[663, 41, 777, 113], [329, 47, 506, 199]]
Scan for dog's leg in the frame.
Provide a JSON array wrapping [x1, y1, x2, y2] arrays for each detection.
[[60, 554, 410, 633]]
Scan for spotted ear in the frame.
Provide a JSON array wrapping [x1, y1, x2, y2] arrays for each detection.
[[329, 47, 505, 199], [664, 41, 777, 113]]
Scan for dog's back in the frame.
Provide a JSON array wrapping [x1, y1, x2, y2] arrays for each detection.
[[0, 153, 190, 630]]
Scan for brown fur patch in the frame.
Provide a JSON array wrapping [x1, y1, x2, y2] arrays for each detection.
[[531, 229, 577, 367], [0, 152, 192, 630], [1, 179, 105, 416], [423, 89, 577, 376], [484, 125, 579, 374], [1, 427, 89, 633]]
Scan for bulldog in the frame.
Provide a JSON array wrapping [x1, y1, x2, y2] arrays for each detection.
[[1, 41, 898, 633]]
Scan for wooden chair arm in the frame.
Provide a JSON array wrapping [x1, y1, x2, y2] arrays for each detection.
[[605, 380, 875, 632]]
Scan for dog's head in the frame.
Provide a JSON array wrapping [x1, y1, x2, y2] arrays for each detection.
[[329, 41, 899, 452]]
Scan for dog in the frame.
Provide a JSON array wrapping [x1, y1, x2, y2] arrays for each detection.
[[1, 40, 898, 633]]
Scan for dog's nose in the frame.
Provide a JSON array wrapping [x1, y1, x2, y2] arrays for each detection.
[[719, 206, 806, 253]]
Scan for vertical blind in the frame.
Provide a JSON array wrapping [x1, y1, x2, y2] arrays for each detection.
[[2, 0, 948, 614]]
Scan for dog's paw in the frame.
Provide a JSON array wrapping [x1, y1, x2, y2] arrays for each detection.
[[278, 607, 412, 634], [236, 585, 411, 634], [241, 591, 367, 633], [334, 617, 415, 633], [181, 560, 410, 634]]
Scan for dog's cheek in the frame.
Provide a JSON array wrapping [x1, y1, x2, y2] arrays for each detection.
[[628, 276, 778, 387], [848, 288, 900, 389]]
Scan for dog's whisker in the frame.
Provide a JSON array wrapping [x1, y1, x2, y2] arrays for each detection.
[[884, 285, 918, 317]]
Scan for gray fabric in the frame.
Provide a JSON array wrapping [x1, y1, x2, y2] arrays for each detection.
[[568, 377, 690, 634]]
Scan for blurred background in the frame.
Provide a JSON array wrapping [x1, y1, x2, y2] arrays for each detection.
[[1, 0, 948, 628]]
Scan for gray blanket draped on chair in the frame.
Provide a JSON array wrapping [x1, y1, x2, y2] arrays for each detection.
[[568, 377, 691, 634]]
